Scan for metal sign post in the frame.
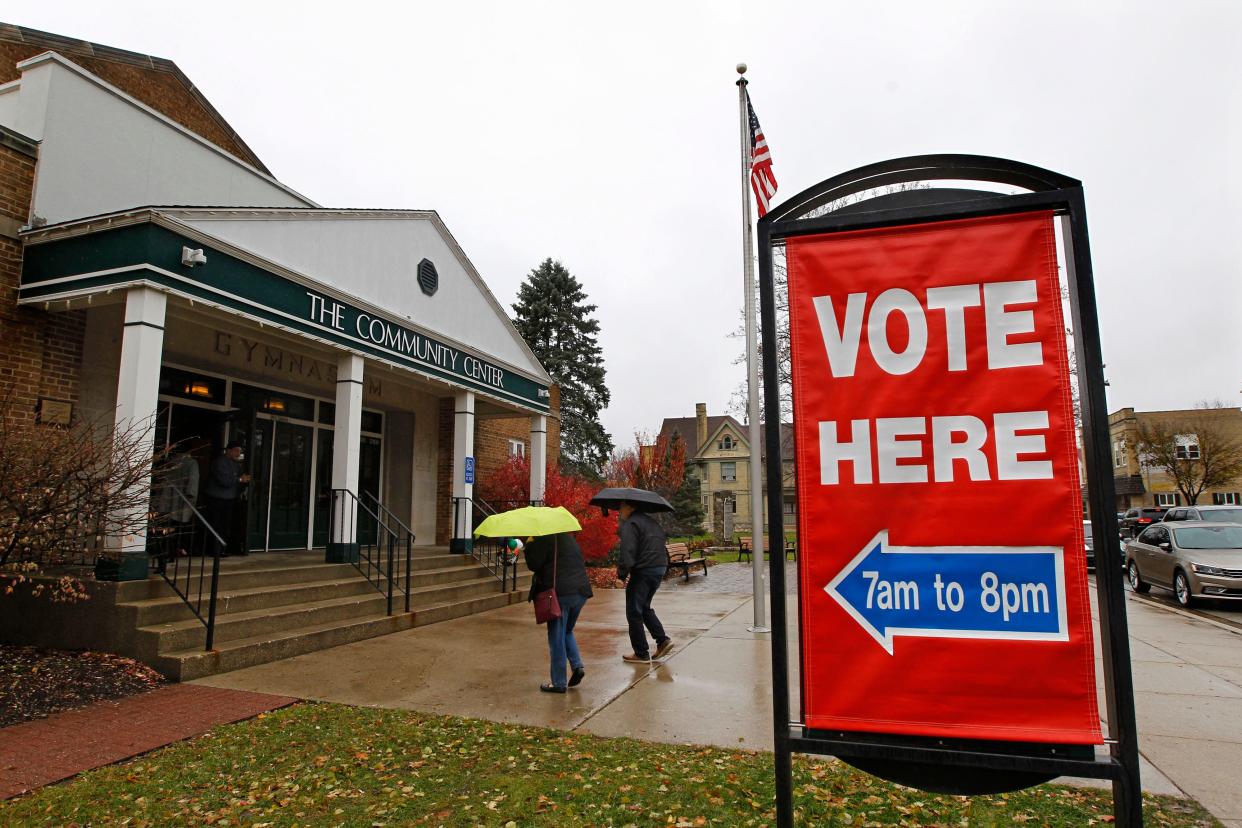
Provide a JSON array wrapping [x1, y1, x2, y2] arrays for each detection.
[[756, 155, 1141, 827]]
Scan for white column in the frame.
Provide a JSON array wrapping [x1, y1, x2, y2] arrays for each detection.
[[451, 390, 475, 553], [529, 414, 547, 504], [107, 287, 166, 573], [328, 353, 364, 562]]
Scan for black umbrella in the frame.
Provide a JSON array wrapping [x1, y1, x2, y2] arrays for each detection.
[[590, 487, 674, 514]]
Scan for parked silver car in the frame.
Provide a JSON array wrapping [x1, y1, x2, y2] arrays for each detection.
[[1162, 505, 1242, 525], [1126, 522, 1242, 607]]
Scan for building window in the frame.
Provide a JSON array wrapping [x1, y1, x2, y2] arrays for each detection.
[[1155, 492, 1179, 507], [719, 435, 734, 450], [721, 462, 737, 482], [730, 498, 737, 514], [1174, 437, 1200, 461], [508, 439, 525, 458], [1112, 440, 1127, 468], [1214, 492, 1241, 505]]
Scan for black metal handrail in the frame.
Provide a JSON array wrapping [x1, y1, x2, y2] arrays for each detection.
[[329, 488, 411, 614], [452, 496, 521, 592], [148, 486, 224, 651], [362, 490, 414, 611]]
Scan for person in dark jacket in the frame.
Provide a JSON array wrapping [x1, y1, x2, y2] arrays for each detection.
[[615, 502, 673, 662], [203, 440, 250, 557], [525, 531, 593, 693]]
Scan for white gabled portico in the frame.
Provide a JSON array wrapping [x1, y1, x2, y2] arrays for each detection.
[[21, 207, 554, 570]]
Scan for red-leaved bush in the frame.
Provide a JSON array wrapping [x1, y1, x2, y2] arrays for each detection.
[[478, 457, 618, 562]]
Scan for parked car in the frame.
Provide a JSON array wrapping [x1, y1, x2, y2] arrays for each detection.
[[1163, 505, 1242, 525], [1120, 507, 1167, 538], [1125, 522, 1242, 607]]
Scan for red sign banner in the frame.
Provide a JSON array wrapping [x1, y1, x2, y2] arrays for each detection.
[[787, 211, 1101, 744]]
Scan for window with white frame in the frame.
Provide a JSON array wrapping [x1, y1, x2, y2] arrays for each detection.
[[1214, 492, 1241, 505], [508, 439, 525, 458], [1155, 492, 1179, 507], [1174, 434, 1200, 461], [721, 461, 737, 482], [1112, 440, 1127, 468], [719, 434, 734, 450]]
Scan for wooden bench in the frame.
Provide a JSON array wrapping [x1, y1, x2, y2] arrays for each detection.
[[666, 542, 708, 582], [736, 536, 796, 562]]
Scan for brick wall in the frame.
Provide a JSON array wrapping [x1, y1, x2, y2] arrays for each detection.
[[0, 35, 266, 172], [0, 135, 86, 427], [433, 387, 562, 545]]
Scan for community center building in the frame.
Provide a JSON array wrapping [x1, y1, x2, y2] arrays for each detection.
[[0, 24, 558, 676]]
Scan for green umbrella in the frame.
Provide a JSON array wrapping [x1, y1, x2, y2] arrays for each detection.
[[473, 505, 582, 539]]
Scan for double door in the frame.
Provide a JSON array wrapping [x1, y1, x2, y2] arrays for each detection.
[[247, 418, 382, 551]]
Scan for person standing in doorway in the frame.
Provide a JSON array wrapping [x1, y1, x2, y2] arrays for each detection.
[[204, 440, 250, 557], [615, 501, 674, 663]]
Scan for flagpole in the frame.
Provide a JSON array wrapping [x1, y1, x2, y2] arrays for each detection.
[[738, 64, 770, 634]]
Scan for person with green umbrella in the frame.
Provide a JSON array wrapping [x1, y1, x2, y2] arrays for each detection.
[[474, 506, 593, 693], [523, 530, 593, 693]]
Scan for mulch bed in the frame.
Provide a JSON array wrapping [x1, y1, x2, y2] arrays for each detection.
[[0, 644, 166, 729], [586, 567, 620, 589]]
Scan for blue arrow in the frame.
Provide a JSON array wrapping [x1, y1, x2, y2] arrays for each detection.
[[825, 530, 1068, 654]]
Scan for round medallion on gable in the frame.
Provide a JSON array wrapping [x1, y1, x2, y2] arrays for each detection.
[[417, 258, 439, 296]]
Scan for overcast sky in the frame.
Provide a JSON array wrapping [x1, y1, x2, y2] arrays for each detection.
[[12, 2, 1242, 447]]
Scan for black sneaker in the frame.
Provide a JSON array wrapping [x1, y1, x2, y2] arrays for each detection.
[[568, 667, 586, 687]]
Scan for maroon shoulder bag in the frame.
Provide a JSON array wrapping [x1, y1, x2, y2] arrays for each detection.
[[533, 535, 562, 624]]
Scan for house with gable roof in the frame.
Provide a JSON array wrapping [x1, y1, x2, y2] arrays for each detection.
[[657, 403, 796, 537]]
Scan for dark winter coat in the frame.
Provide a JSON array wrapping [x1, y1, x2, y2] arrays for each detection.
[[203, 453, 244, 500], [616, 512, 669, 580], [525, 533, 593, 601]]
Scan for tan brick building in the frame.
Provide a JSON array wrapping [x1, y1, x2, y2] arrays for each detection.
[[1108, 406, 1242, 509]]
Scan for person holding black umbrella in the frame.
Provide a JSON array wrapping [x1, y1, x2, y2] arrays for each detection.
[[614, 500, 674, 663]]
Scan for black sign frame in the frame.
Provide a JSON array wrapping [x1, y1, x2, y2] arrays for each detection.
[[756, 155, 1141, 827]]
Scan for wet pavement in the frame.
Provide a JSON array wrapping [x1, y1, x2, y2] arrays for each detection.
[[192, 563, 1242, 824]]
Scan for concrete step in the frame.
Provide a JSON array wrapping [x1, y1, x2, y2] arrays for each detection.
[[158, 611, 417, 681], [413, 590, 527, 627], [118, 575, 378, 626], [115, 561, 360, 600], [159, 590, 523, 681], [140, 591, 391, 652], [142, 575, 523, 652]]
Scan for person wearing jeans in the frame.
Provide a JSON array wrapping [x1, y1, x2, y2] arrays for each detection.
[[615, 502, 673, 662], [546, 591, 588, 690], [525, 531, 593, 693]]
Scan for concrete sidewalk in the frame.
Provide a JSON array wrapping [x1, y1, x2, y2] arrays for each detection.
[[193, 565, 1242, 825]]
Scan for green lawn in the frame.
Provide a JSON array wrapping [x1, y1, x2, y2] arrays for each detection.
[[1, 703, 1217, 826]]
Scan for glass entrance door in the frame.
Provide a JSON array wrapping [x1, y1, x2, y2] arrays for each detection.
[[266, 421, 314, 549], [245, 418, 315, 551]]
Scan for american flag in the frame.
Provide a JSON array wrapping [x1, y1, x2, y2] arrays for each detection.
[[747, 92, 778, 216]]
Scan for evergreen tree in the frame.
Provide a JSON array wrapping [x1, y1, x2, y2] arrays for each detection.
[[512, 258, 613, 475], [670, 472, 706, 536]]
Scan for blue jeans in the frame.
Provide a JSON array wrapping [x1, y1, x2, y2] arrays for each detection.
[[625, 567, 668, 657], [547, 592, 588, 688]]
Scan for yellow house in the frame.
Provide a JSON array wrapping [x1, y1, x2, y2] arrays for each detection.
[[658, 403, 796, 536]]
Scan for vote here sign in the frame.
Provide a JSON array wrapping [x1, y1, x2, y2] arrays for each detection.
[[786, 211, 1101, 745]]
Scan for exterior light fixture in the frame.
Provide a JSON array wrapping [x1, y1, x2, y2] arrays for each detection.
[[181, 246, 207, 267]]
